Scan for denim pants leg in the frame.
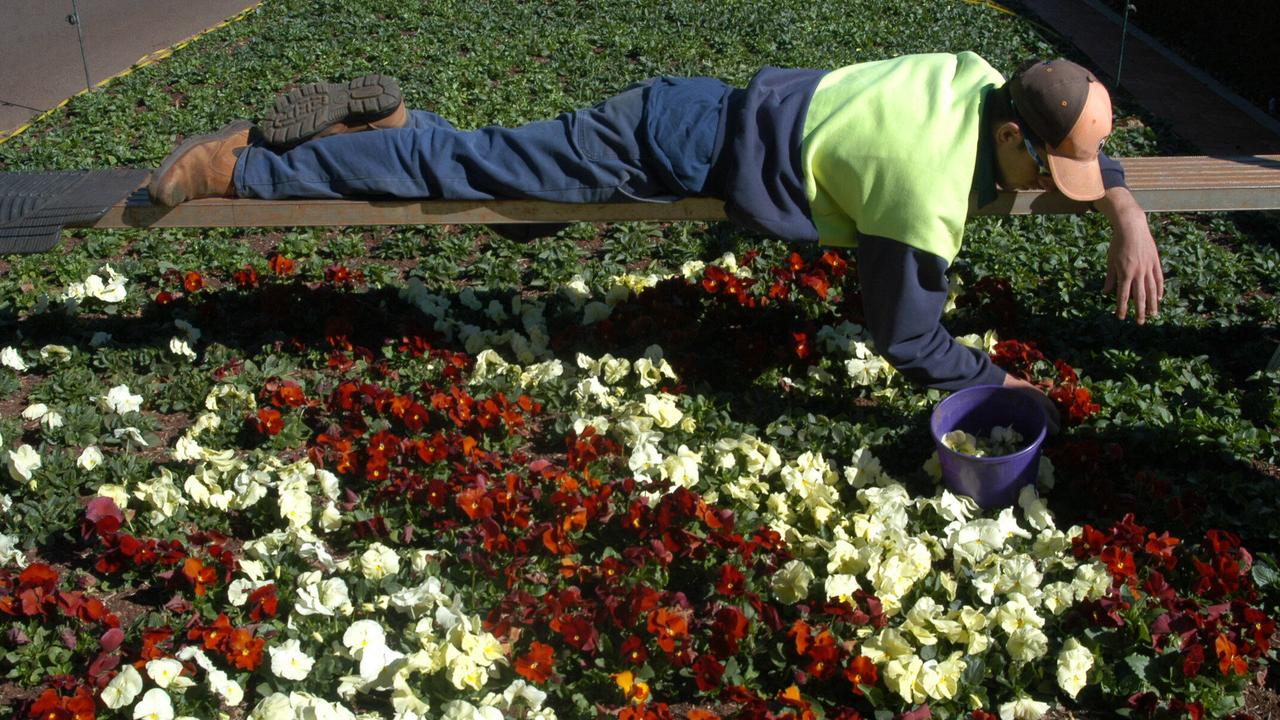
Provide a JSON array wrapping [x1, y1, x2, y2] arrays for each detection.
[[233, 82, 677, 203]]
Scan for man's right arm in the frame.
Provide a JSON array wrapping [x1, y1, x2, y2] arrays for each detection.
[[855, 234, 1061, 429], [855, 234, 1005, 390]]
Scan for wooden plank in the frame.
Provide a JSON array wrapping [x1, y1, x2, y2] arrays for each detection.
[[77, 155, 1280, 229]]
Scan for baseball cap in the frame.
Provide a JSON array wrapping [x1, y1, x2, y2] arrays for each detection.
[[1008, 59, 1113, 201]]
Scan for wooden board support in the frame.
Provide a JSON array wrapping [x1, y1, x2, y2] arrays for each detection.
[[77, 155, 1280, 230]]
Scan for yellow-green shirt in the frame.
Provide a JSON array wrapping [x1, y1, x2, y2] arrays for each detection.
[[800, 52, 1003, 263]]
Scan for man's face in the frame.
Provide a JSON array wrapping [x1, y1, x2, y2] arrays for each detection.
[[994, 122, 1056, 193]]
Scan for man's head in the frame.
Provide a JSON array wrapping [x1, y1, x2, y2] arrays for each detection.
[[992, 59, 1113, 200]]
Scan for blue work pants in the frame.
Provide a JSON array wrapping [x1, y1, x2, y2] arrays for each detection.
[[233, 78, 731, 204]]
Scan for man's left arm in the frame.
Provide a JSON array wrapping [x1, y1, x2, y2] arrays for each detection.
[[1093, 152, 1165, 324]]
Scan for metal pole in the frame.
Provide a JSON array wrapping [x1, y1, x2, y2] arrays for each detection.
[[1116, 3, 1134, 88], [68, 0, 93, 92]]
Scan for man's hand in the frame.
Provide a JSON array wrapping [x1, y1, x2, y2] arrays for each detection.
[[1096, 186, 1164, 324], [1002, 373, 1060, 435]]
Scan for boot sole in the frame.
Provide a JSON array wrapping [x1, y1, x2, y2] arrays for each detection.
[[260, 74, 402, 149], [150, 120, 253, 206]]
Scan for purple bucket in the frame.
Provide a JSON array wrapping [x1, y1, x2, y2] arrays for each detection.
[[929, 385, 1048, 508]]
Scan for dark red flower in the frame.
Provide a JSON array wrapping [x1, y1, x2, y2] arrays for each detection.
[[693, 654, 725, 692], [253, 408, 284, 436], [1182, 642, 1205, 678], [712, 565, 747, 602], [620, 635, 649, 666], [1215, 634, 1248, 677], [232, 265, 259, 289], [647, 607, 689, 654], [183, 271, 205, 293], [515, 641, 554, 683], [227, 627, 264, 671], [181, 557, 216, 597], [248, 583, 278, 621], [267, 253, 295, 275], [804, 629, 840, 679], [707, 606, 750, 660], [844, 655, 878, 694], [1100, 545, 1137, 582], [557, 615, 598, 654], [792, 331, 811, 360]]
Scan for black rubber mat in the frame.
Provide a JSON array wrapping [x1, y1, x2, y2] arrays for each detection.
[[0, 169, 148, 254]]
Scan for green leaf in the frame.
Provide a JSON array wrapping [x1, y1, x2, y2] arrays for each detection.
[[1124, 653, 1151, 684], [1250, 554, 1280, 588]]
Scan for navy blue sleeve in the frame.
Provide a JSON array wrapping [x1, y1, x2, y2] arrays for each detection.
[[1099, 149, 1126, 190], [856, 234, 1007, 391]]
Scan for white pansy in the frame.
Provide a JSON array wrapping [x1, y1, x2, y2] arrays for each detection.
[[999, 696, 1051, 720], [641, 393, 683, 428], [440, 700, 504, 720], [1018, 485, 1056, 532], [113, 427, 149, 447], [919, 653, 966, 701], [77, 445, 104, 470], [278, 488, 312, 530], [133, 688, 174, 720], [319, 502, 343, 532], [146, 658, 192, 689], [39, 344, 72, 362], [771, 559, 814, 604], [172, 435, 203, 462], [133, 469, 184, 521], [1041, 581, 1077, 616], [1, 347, 28, 371], [316, 468, 341, 500], [169, 337, 197, 360], [239, 558, 266, 581], [1056, 637, 1094, 698], [36, 410, 61, 433], [661, 444, 701, 489], [21, 403, 49, 421], [1006, 625, 1050, 664], [97, 484, 129, 509], [8, 444, 42, 484], [207, 668, 243, 706], [824, 573, 862, 604], [269, 638, 316, 681], [249, 693, 292, 720], [882, 654, 925, 704], [0, 533, 27, 568], [360, 542, 401, 580], [100, 665, 144, 709], [101, 384, 143, 414], [343, 620, 388, 655], [84, 268, 128, 303]]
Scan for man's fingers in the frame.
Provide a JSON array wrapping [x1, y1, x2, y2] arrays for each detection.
[[1146, 273, 1160, 318], [1133, 277, 1148, 324], [1103, 264, 1115, 294], [1116, 279, 1130, 320]]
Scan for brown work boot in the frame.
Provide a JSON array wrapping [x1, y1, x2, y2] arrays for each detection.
[[149, 120, 252, 206], [259, 74, 406, 149]]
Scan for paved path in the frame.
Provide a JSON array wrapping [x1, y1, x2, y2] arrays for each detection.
[[0, 0, 259, 135], [1019, 0, 1280, 155]]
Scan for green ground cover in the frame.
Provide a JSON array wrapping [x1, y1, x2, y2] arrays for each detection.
[[1, 1, 1278, 718]]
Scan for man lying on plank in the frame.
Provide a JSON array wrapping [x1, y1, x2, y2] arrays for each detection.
[[149, 55, 1165, 431]]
